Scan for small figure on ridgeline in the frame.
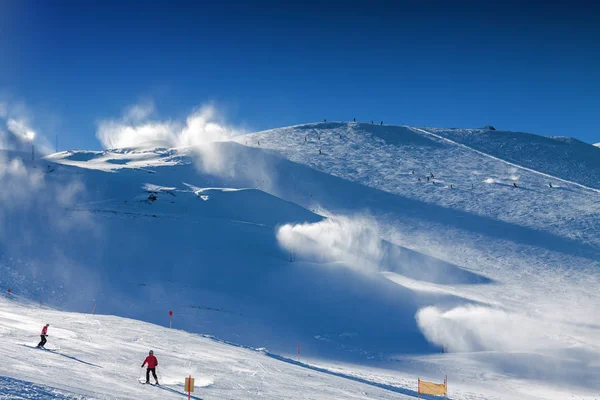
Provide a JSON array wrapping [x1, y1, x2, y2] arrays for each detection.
[[426, 176, 430, 182], [513, 182, 518, 188], [257, 140, 260, 146], [471, 183, 474, 189], [37, 324, 49, 348], [430, 173, 434, 178], [411, 170, 414, 175], [353, 117, 356, 122], [549, 183, 553, 188], [323, 119, 327, 122], [450, 184, 453, 189], [418, 178, 421, 182], [141, 350, 159, 385], [371, 120, 374, 124], [380, 121, 383, 125], [339, 134, 342, 139], [319, 149, 322, 155], [304, 136, 307, 142]]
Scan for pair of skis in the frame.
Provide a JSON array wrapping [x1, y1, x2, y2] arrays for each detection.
[[37, 346, 60, 351], [21, 344, 60, 351], [138, 379, 160, 386]]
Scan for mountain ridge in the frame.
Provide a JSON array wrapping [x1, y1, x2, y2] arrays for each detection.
[[1, 121, 598, 399]]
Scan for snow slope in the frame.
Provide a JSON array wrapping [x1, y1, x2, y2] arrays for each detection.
[[239, 123, 600, 337], [428, 128, 600, 190], [0, 295, 422, 400], [1, 121, 599, 399], [238, 122, 600, 246]]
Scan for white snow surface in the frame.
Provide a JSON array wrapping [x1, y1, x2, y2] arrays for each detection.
[[0, 295, 425, 400], [1, 121, 599, 399]]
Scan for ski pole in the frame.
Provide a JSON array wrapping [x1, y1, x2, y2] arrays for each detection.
[[155, 366, 163, 385], [139, 367, 144, 381]]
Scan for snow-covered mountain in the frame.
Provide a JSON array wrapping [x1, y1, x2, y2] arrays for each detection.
[[1, 122, 599, 399]]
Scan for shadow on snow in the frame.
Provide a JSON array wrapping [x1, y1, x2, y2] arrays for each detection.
[[21, 345, 102, 368]]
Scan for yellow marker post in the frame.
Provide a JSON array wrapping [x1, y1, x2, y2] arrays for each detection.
[[185, 376, 195, 400]]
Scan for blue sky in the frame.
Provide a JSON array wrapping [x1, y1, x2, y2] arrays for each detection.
[[1, 0, 599, 150]]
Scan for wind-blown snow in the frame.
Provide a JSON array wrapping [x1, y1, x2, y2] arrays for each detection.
[[1, 121, 599, 399], [96, 103, 241, 150]]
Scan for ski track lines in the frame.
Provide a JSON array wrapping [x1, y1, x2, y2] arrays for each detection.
[[0, 376, 84, 400], [0, 298, 417, 400], [411, 127, 600, 194], [203, 334, 417, 398], [239, 123, 600, 249]]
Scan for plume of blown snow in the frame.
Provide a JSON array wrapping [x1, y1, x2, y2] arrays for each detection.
[[0, 154, 44, 209], [7, 119, 36, 142], [96, 102, 241, 149], [0, 100, 53, 154], [416, 305, 555, 353], [0, 152, 89, 236], [96, 101, 275, 188], [124, 100, 155, 123], [277, 215, 383, 271], [0, 151, 100, 305]]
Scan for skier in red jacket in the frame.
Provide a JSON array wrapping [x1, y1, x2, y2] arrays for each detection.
[[141, 350, 159, 385], [37, 324, 49, 348]]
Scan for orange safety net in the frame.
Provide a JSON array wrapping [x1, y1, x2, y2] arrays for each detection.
[[419, 380, 446, 395]]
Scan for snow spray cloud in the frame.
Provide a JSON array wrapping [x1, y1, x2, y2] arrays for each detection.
[[0, 98, 87, 234], [416, 305, 555, 352], [96, 101, 242, 149], [277, 215, 384, 271], [0, 131, 99, 306], [0, 152, 87, 236], [276, 215, 467, 283], [415, 305, 600, 388], [0, 100, 53, 154], [96, 101, 278, 190]]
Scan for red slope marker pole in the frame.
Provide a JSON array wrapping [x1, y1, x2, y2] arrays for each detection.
[[188, 375, 192, 400]]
